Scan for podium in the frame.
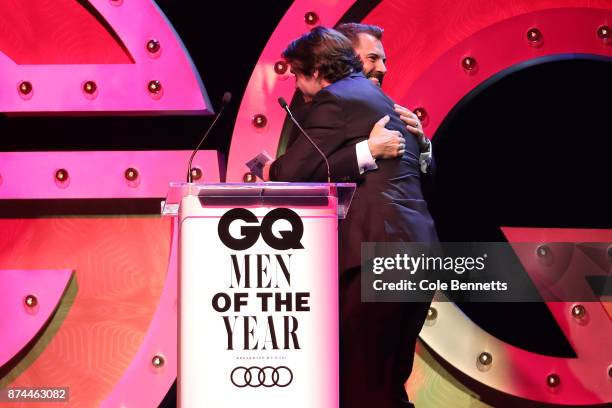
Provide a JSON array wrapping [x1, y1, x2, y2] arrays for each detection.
[[163, 182, 355, 408]]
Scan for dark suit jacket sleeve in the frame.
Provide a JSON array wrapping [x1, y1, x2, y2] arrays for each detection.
[[326, 145, 363, 182], [302, 140, 363, 182], [270, 90, 356, 182]]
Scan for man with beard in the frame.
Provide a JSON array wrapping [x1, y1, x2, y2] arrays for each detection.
[[337, 23, 433, 177], [264, 27, 438, 408]]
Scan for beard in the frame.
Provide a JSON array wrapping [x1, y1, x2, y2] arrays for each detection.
[[366, 70, 385, 87]]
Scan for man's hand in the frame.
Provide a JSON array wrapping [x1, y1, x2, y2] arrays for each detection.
[[394, 104, 430, 152], [368, 115, 405, 159]]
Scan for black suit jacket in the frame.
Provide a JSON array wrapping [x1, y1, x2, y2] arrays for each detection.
[[281, 88, 437, 189], [271, 72, 438, 271]]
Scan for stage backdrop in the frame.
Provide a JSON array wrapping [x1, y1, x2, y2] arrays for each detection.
[[1, 0, 611, 407]]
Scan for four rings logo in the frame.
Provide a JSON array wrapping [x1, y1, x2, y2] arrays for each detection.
[[230, 366, 293, 388]]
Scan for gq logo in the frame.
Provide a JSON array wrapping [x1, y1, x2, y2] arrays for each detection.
[[218, 208, 304, 250]]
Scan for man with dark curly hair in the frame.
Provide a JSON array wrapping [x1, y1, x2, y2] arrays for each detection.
[[265, 27, 438, 408]]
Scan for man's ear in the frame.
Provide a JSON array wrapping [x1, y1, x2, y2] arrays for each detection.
[[312, 69, 320, 80]]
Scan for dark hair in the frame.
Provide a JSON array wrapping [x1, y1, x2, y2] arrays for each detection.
[[336, 23, 384, 47], [282, 26, 363, 83]]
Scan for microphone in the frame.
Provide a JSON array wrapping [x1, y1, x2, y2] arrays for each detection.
[[277, 97, 331, 183], [187, 92, 232, 182]]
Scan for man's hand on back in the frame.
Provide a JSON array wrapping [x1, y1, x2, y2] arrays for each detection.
[[367, 115, 405, 159]]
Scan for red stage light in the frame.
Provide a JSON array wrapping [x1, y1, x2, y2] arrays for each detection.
[[147, 39, 161, 54], [151, 355, 165, 369], [124, 167, 139, 182], [414, 108, 427, 120], [83, 81, 97, 94], [546, 374, 561, 388], [148, 80, 162, 94], [24, 294, 38, 308], [243, 172, 257, 183], [536, 244, 550, 258], [18, 81, 32, 95], [461, 56, 477, 72], [413, 107, 428, 128], [189, 167, 203, 181], [55, 169, 69, 182], [476, 351, 493, 372], [527, 28, 542, 43], [274, 60, 288, 75], [571, 304, 586, 319], [252, 114, 268, 128], [304, 11, 319, 25]]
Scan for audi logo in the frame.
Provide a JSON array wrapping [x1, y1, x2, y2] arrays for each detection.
[[230, 366, 293, 388]]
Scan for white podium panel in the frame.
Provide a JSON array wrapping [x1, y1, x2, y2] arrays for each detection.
[[178, 193, 341, 408]]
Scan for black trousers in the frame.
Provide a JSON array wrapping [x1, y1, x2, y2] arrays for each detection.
[[339, 267, 430, 408]]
